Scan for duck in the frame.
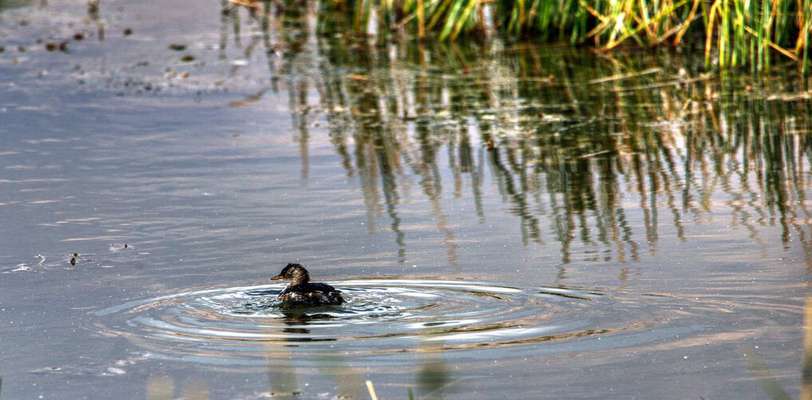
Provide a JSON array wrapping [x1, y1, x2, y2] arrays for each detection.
[[271, 263, 345, 307]]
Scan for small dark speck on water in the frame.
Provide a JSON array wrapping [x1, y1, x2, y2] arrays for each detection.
[[169, 43, 187, 51], [69, 253, 79, 266], [45, 42, 58, 52], [0, 46, 6, 53], [180, 54, 195, 62], [73, 33, 84, 41], [123, 28, 133, 36], [17, 45, 25, 52]]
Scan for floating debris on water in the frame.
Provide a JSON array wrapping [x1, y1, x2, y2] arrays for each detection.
[[6, 264, 31, 273], [73, 32, 84, 41], [168, 43, 186, 51], [123, 28, 133, 36], [109, 243, 130, 252], [104, 367, 126, 376], [69, 253, 79, 266], [180, 54, 195, 62], [30, 366, 62, 374], [29, 362, 139, 377], [46, 41, 68, 52]]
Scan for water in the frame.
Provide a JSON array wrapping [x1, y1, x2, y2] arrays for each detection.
[[0, 0, 810, 399], [95, 282, 614, 362]]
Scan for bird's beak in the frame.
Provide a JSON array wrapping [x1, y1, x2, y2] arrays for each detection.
[[271, 274, 284, 281]]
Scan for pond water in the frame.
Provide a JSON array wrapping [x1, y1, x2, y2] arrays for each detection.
[[1, 0, 811, 399]]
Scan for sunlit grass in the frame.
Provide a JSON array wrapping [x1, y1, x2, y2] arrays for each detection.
[[313, 0, 812, 72]]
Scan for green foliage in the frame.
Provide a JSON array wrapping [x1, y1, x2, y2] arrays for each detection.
[[319, 0, 812, 72]]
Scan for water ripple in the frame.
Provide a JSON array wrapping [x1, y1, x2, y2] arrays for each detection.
[[93, 279, 693, 367]]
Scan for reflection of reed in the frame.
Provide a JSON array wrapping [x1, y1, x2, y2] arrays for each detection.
[[299, 36, 812, 265], [416, 349, 452, 400], [803, 297, 812, 400], [146, 375, 174, 399], [316, 42, 465, 264], [86, 0, 104, 40], [146, 375, 208, 400], [263, 312, 366, 400], [222, 3, 812, 266]]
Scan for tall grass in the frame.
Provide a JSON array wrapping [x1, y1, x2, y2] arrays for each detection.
[[316, 0, 812, 72]]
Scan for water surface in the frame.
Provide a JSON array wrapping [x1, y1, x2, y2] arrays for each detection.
[[0, 0, 810, 399]]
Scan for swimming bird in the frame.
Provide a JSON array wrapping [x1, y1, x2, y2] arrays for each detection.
[[271, 263, 344, 307]]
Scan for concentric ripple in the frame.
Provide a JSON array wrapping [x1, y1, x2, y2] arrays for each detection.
[[93, 279, 675, 367]]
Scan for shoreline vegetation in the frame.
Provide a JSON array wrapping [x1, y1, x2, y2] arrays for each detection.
[[227, 0, 812, 73]]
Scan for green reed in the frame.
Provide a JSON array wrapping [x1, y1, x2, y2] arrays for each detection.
[[317, 0, 812, 72]]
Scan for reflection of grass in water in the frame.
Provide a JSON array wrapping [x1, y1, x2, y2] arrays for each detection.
[[307, 34, 812, 265], [218, 1, 812, 266], [745, 349, 792, 400], [0, 0, 32, 11], [416, 358, 453, 400]]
